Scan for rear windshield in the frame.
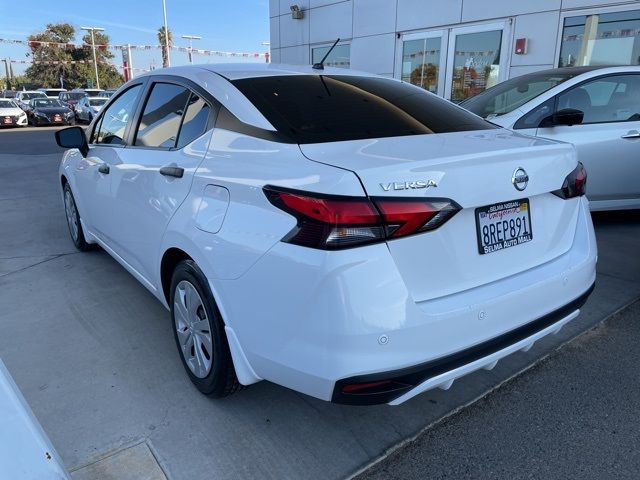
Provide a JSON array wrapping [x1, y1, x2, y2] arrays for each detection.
[[232, 75, 494, 144], [89, 98, 107, 106], [68, 92, 87, 100]]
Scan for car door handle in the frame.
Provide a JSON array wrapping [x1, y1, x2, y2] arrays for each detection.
[[159, 166, 184, 178], [621, 130, 640, 139], [98, 164, 110, 174]]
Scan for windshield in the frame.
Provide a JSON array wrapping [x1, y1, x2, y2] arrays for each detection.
[[461, 72, 578, 118], [68, 93, 87, 100], [44, 90, 63, 96], [89, 98, 107, 106], [232, 75, 494, 144], [33, 99, 63, 108], [23, 92, 47, 100], [0, 99, 17, 108]]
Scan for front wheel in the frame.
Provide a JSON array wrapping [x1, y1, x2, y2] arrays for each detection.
[[63, 183, 91, 251], [170, 260, 241, 397]]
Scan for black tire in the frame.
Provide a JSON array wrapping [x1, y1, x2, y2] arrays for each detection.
[[63, 183, 92, 251], [170, 260, 241, 397]]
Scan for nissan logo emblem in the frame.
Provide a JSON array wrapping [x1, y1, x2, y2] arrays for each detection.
[[512, 167, 529, 191]]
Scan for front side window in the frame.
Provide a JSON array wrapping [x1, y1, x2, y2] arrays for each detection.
[[93, 84, 142, 145], [232, 75, 494, 144], [556, 74, 640, 124], [462, 72, 578, 118], [559, 10, 640, 67], [135, 83, 190, 148], [312, 44, 350, 68]]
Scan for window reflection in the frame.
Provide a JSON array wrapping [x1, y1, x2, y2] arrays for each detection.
[[401, 37, 441, 93], [559, 9, 640, 67], [450, 30, 502, 103], [312, 44, 350, 68]]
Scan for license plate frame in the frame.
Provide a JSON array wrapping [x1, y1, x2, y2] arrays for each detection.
[[475, 198, 533, 255]]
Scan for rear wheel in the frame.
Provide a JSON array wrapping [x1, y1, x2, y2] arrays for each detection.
[[63, 183, 91, 251], [170, 260, 241, 397]]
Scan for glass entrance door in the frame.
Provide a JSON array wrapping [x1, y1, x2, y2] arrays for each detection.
[[445, 23, 511, 103], [398, 31, 446, 95]]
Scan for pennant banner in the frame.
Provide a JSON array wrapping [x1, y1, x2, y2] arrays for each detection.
[[0, 38, 268, 58]]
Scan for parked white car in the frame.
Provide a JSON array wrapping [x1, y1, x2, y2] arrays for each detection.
[[55, 64, 596, 405], [461, 66, 640, 211], [14, 90, 47, 109], [74, 96, 108, 124], [0, 99, 28, 127]]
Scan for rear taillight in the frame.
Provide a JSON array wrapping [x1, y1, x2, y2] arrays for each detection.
[[552, 162, 587, 199], [264, 186, 460, 250]]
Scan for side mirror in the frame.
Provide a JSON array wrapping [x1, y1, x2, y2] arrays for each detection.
[[539, 108, 584, 128], [55, 126, 89, 157]]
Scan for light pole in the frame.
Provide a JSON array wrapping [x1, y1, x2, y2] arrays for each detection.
[[162, 0, 171, 67], [181, 35, 202, 64], [80, 26, 105, 89]]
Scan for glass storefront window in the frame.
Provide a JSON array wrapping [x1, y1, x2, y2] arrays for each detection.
[[559, 9, 640, 67], [450, 30, 502, 103], [401, 37, 442, 93], [312, 44, 350, 68]]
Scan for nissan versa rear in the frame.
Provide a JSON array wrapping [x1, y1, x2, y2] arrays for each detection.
[[56, 64, 596, 405]]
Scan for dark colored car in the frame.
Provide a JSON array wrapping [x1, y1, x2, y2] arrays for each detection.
[[58, 91, 87, 109], [1, 90, 17, 99], [28, 99, 75, 126]]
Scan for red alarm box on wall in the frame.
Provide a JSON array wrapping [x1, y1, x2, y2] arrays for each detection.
[[515, 38, 528, 55]]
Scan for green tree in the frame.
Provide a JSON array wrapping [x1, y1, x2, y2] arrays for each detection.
[[24, 23, 123, 89], [157, 26, 173, 68]]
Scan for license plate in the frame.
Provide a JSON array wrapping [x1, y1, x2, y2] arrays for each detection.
[[3, 117, 12, 124], [475, 199, 533, 255], [54, 115, 62, 122]]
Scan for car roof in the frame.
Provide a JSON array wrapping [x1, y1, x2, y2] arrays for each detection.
[[522, 65, 640, 77], [140, 63, 378, 81]]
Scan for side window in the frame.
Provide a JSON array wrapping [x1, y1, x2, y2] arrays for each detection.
[[176, 94, 211, 148], [556, 75, 640, 124], [514, 98, 555, 130], [135, 83, 190, 148], [94, 84, 142, 145]]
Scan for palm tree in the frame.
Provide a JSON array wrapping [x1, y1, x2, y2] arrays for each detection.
[[157, 26, 173, 68]]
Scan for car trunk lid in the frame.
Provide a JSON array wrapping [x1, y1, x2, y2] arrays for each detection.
[[299, 130, 580, 302]]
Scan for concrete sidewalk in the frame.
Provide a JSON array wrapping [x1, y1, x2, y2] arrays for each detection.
[[1, 130, 639, 479], [357, 299, 640, 480]]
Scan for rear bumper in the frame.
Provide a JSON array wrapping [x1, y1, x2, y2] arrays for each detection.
[[332, 283, 594, 405], [213, 197, 597, 403]]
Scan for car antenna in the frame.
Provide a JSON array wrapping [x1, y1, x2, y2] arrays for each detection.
[[312, 38, 340, 70]]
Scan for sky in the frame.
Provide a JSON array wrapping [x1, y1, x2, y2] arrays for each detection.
[[0, 0, 270, 77]]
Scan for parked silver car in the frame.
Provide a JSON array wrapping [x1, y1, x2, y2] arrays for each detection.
[[461, 66, 640, 211], [75, 96, 108, 124]]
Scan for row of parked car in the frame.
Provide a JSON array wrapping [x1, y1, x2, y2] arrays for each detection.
[[0, 87, 116, 128]]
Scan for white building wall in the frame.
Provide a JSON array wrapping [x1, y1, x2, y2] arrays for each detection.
[[270, 0, 640, 79]]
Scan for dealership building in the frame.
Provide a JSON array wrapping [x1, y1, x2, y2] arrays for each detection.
[[269, 0, 640, 102]]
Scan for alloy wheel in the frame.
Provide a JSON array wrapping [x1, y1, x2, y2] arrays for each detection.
[[64, 189, 79, 242], [174, 280, 214, 378]]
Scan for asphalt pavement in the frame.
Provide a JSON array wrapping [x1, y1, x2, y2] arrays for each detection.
[[357, 299, 640, 480], [0, 128, 639, 480]]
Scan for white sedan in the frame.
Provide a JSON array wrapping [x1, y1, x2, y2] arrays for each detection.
[[54, 64, 596, 405], [461, 66, 640, 211], [0, 99, 27, 127]]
